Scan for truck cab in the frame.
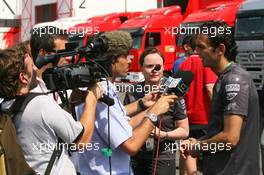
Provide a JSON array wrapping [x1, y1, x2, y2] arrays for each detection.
[[69, 12, 142, 46], [177, 0, 244, 55], [119, 6, 183, 82], [235, 0, 264, 90]]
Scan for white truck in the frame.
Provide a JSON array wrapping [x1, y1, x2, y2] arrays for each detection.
[[235, 0, 264, 90]]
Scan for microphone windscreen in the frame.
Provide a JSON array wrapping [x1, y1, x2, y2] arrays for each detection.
[[102, 31, 132, 56], [173, 70, 194, 86], [35, 54, 58, 69], [35, 55, 46, 69]]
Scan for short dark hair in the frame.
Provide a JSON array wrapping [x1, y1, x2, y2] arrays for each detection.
[[0, 43, 29, 98], [30, 26, 68, 63], [182, 35, 196, 51], [139, 47, 165, 66], [200, 21, 237, 62]]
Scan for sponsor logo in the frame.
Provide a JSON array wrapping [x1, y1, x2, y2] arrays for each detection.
[[227, 102, 237, 111], [225, 84, 240, 92], [226, 92, 238, 100]]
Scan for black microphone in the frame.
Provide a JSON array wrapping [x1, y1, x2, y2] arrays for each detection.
[[100, 94, 114, 106], [160, 70, 194, 97]]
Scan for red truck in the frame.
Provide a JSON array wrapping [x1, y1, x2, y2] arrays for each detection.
[[119, 5, 183, 81], [176, 0, 244, 56], [117, 1, 240, 82], [68, 12, 142, 45]]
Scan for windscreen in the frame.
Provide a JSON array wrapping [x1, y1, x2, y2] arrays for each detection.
[[120, 28, 144, 49], [235, 15, 264, 40]]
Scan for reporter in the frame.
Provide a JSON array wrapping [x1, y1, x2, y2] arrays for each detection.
[[76, 31, 178, 175]]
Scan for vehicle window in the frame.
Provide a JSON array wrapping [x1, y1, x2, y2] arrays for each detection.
[[145, 32, 161, 48], [235, 16, 264, 38]]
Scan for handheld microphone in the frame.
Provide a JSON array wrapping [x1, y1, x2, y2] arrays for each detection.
[[160, 70, 194, 97]]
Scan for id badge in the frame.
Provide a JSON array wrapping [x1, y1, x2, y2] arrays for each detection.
[[145, 137, 154, 151]]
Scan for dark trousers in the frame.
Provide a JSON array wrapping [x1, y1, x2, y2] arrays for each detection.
[[132, 158, 176, 175]]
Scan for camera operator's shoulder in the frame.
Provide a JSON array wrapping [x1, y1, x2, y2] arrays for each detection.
[[31, 94, 58, 107]]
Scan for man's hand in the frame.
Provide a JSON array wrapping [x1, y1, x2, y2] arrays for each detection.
[[180, 138, 200, 159], [87, 82, 103, 101], [151, 127, 167, 138], [148, 95, 178, 116], [141, 91, 159, 108]]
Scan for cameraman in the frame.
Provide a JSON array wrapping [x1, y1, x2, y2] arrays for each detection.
[[0, 43, 102, 174], [30, 26, 69, 95], [76, 31, 178, 175]]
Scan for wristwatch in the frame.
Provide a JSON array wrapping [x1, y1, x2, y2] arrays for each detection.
[[145, 113, 158, 125]]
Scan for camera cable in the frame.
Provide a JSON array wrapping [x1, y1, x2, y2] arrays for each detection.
[[152, 118, 163, 175], [100, 80, 113, 175]]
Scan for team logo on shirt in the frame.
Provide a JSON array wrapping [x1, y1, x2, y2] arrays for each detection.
[[227, 102, 237, 110], [225, 84, 240, 100], [226, 92, 238, 100], [225, 84, 240, 92]]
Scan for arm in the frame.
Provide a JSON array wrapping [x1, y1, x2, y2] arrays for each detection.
[[155, 118, 189, 140], [75, 84, 102, 146], [75, 92, 98, 146], [128, 94, 175, 128], [200, 114, 243, 148], [183, 114, 243, 157], [121, 95, 178, 155], [125, 92, 158, 117], [124, 100, 143, 117], [181, 114, 243, 158], [121, 118, 155, 155]]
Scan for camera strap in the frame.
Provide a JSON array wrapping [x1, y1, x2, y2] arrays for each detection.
[[44, 138, 63, 175]]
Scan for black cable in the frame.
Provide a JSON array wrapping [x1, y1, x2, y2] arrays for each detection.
[[106, 80, 112, 175], [152, 126, 156, 175], [64, 89, 69, 108]]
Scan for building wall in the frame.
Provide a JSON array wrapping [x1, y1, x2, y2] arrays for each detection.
[[71, 0, 157, 19], [0, 0, 20, 18], [32, 0, 56, 23]]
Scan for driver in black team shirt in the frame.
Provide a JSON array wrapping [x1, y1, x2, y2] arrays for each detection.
[[181, 21, 260, 175]]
